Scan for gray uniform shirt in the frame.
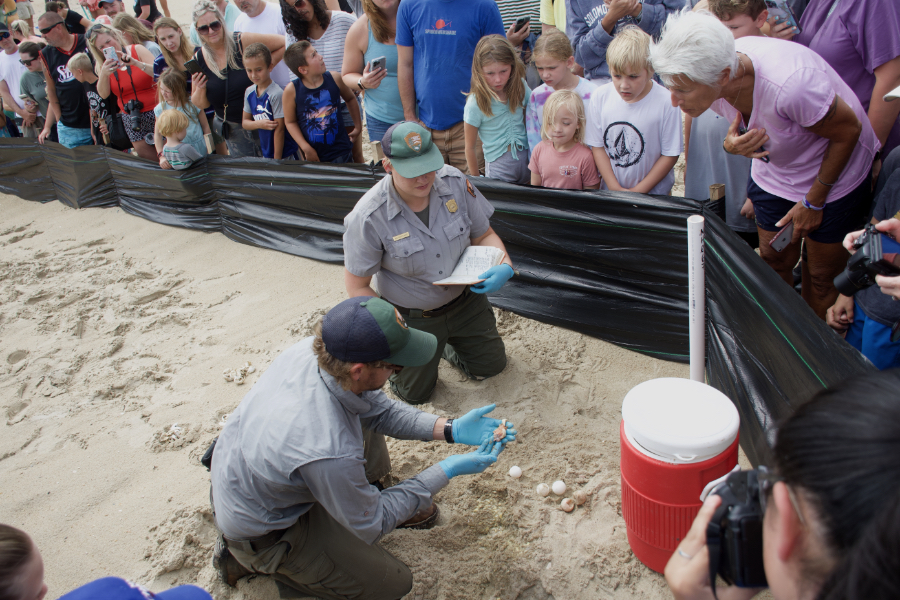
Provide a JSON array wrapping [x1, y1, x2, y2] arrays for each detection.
[[211, 337, 448, 543], [344, 165, 495, 311]]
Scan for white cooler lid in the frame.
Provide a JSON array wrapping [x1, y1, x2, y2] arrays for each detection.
[[622, 378, 739, 464]]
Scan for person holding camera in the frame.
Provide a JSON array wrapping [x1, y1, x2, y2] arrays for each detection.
[[86, 23, 159, 160], [665, 369, 900, 600], [826, 154, 900, 369]]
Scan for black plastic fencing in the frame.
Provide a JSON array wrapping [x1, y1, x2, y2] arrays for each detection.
[[0, 138, 874, 466]]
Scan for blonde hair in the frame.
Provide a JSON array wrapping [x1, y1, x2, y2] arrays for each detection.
[[532, 29, 574, 62], [66, 52, 93, 74], [9, 20, 31, 39], [154, 17, 194, 70], [157, 108, 190, 137], [606, 26, 652, 76], [85, 24, 129, 75], [362, 0, 394, 45], [192, 0, 240, 79], [113, 12, 156, 44], [157, 68, 200, 122], [541, 90, 586, 144], [468, 35, 526, 118]]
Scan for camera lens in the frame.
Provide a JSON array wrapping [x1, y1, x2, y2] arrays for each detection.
[[833, 269, 869, 296]]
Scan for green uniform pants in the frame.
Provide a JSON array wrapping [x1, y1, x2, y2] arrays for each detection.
[[389, 290, 507, 404], [224, 429, 404, 600]]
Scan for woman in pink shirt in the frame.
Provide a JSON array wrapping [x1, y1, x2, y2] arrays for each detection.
[[649, 10, 880, 320]]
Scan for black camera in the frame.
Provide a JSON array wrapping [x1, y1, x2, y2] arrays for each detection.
[[834, 224, 900, 296], [706, 470, 767, 593], [123, 99, 144, 132]]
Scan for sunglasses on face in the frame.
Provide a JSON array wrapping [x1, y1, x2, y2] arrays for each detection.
[[757, 465, 806, 525], [291, 0, 307, 8], [19, 56, 37, 66], [38, 22, 62, 35], [0, 32, 11, 41], [196, 20, 222, 35]]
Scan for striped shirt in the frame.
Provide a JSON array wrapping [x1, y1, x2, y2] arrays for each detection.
[[286, 10, 357, 72], [494, 0, 541, 32]]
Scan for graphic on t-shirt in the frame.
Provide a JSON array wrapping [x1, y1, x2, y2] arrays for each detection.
[[55, 64, 75, 84], [426, 18, 456, 35], [86, 90, 110, 121], [253, 93, 273, 121], [559, 165, 579, 178], [301, 89, 339, 145], [603, 121, 644, 168]]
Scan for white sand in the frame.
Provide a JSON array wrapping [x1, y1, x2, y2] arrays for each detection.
[[2, 3, 694, 598]]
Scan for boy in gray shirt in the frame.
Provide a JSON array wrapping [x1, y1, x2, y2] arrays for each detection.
[[157, 108, 203, 170]]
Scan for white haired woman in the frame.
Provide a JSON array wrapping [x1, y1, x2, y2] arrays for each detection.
[[189, 0, 285, 157], [649, 10, 880, 320]]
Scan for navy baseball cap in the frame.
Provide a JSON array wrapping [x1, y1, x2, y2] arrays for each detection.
[[381, 121, 444, 178], [57, 578, 212, 600], [322, 297, 437, 367]]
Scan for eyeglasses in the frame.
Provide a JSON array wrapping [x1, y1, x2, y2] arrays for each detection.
[[19, 56, 37, 66], [757, 465, 806, 525], [0, 32, 10, 41], [38, 22, 62, 35], [196, 20, 222, 35]]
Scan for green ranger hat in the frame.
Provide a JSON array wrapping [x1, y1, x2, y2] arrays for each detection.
[[322, 297, 437, 367], [381, 121, 445, 178]]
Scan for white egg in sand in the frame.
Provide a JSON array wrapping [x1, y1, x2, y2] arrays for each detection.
[[551, 480, 566, 495], [560, 498, 575, 512], [573, 490, 588, 505], [536, 483, 550, 497], [509, 466, 522, 479]]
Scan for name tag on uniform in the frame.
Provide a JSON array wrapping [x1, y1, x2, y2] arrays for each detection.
[[446, 199, 458, 213], [393, 232, 410, 241]]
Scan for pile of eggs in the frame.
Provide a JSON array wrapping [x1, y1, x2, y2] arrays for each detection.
[[508, 466, 588, 512]]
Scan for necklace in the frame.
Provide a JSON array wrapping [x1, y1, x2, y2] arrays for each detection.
[[730, 55, 745, 110]]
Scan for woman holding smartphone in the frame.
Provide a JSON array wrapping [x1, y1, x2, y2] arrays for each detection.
[[340, 0, 403, 142], [86, 23, 159, 160], [189, 0, 284, 157]]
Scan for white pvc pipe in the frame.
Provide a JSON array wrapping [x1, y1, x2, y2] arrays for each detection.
[[688, 215, 705, 382]]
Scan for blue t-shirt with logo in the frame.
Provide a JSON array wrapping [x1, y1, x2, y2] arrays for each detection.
[[243, 82, 298, 159], [396, 0, 505, 130]]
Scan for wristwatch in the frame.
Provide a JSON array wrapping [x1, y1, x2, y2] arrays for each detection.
[[357, 78, 366, 91]]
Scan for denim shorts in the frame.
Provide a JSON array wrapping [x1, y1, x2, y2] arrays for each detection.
[[365, 113, 395, 145], [748, 175, 870, 244], [56, 122, 94, 149]]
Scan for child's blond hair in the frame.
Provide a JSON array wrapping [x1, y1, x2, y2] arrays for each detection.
[[532, 29, 574, 62], [66, 52, 93, 75], [541, 90, 586, 144], [468, 35, 526, 118], [157, 109, 189, 138], [606, 26, 653, 76]]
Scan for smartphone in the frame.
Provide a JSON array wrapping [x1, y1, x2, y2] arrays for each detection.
[[769, 221, 794, 252], [204, 132, 215, 154], [738, 125, 771, 163], [513, 16, 530, 32], [184, 58, 202, 75], [102, 46, 120, 66], [764, 0, 801, 34], [368, 55, 386, 73]]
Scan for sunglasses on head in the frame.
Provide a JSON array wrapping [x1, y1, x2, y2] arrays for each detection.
[[196, 20, 222, 35], [19, 56, 37, 66], [39, 22, 62, 35]]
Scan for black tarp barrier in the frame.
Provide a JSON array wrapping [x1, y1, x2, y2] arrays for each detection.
[[0, 139, 875, 466]]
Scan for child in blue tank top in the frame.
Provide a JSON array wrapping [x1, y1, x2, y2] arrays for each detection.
[[282, 41, 361, 163]]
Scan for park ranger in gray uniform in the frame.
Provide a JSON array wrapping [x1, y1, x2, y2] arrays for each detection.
[[209, 296, 516, 599], [344, 121, 516, 404]]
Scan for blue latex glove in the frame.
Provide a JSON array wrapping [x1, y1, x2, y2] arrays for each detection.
[[470, 263, 514, 294], [439, 439, 504, 479], [452, 404, 517, 446]]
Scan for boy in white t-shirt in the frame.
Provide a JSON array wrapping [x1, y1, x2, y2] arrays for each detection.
[[585, 27, 683, 195]]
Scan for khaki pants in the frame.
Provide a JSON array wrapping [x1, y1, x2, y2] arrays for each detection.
[[426, 120, 484, 176], [223, 429, 405, 600], [390, 290, 507, 403]]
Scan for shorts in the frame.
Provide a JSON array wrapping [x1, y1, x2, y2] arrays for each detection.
[[124, 110, 156, 144], [845, 300, 900, 370], [16, 0, 34, 19], [485, 146, 530, 184], [56, 122, 94, 148], [365, 113, 394, 146], [748, 175, 869, 244]]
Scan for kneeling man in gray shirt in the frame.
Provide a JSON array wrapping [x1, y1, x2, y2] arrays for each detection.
[[210, 296, 516, 599]]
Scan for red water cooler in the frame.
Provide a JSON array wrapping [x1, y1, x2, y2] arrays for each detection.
[[620, 378, 740, 573]]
